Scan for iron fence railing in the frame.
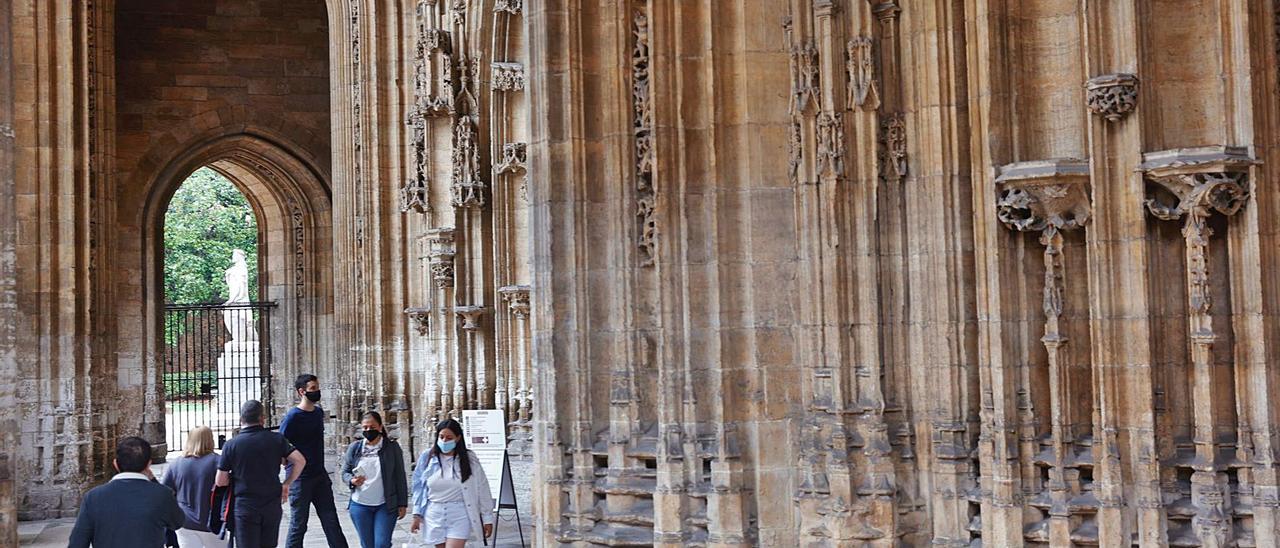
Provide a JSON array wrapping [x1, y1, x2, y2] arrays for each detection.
[[163, 301, 277, 450]]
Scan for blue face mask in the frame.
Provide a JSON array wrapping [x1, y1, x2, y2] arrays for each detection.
[[437, 439, 457, 453]]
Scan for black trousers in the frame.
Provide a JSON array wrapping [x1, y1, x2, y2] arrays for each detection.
[[233, 501, 283, 548], [286, 475, 350, 548]]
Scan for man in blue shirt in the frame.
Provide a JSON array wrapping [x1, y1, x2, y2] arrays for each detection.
[[279, 374, 349, 548]]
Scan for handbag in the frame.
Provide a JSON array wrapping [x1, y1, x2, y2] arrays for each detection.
[[207, 482, 235, 537]]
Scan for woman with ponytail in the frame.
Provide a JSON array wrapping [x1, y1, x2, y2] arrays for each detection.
[[409, 419, 495, 547]]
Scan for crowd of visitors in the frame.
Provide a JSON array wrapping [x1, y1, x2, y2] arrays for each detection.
[[67, 373, 496, 548]]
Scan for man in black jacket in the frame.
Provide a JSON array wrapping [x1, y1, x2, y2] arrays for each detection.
[[68, 436, 185, 548]]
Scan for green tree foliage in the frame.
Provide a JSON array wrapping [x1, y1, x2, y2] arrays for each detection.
[[164, 167, 259, 304]]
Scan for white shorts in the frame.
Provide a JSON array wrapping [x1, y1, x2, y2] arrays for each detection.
[[422, 500, 471, 544]]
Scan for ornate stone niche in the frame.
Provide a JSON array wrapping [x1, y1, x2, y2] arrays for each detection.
[[995, 159, 1092, 232], [453, 305, 490, 331], [1085, 73, 1139, 122], [498, 285, 531, 318], [405, 307, 432, 336], [1140, 146, 1253, 222]]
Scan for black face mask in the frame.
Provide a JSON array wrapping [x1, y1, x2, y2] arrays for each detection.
[[304, 390, 321, 403], [362, 429, 380, 442]]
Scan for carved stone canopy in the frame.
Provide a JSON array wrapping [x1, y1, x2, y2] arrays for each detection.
[[405, 307, 431, 336], [1139, 146, 1255, 221], [1085, 73, 1139, 122], [995, 159, 1092, 232], [453, 305, 491, 331]]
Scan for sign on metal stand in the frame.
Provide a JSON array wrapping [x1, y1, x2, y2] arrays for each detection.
[[462, 409, 525, 547]]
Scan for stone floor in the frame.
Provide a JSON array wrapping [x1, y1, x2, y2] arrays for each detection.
[[20, 452, 535, 547]]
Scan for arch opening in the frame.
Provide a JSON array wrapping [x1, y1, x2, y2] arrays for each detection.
[[134, 134, 335, 455]]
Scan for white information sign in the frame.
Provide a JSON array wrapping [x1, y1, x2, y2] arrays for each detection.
[[461, 409, 508, 509]]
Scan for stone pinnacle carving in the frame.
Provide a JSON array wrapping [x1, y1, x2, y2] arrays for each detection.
[[1085, 73, 1139, 122], [845, 36, 879, 111]]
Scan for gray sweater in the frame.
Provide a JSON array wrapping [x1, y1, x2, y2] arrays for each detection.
[[161, 453, 220, 531], [68, 475, 185, 548]]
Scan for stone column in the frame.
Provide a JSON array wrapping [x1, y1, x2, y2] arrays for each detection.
[[499, 284, 531, 456], [0, 0, 17, 541]]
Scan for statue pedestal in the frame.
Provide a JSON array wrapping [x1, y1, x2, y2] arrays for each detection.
[[215, 340, 261, 417]]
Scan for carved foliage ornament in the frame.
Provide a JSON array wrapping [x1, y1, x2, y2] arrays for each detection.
[[499, 285, 531, 319], [495, 142, 527, 174], [425, 228, 456, 288], [491, 62, 525, 91], [1085, 73, 1139, 122], [405, 307, 431, 336], [494, 0, 521, 14], [1141, 147, 1254, 315], [633, 7, 657, 266]]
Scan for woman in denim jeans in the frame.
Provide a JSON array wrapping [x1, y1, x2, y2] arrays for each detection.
[[409, 419, 495, 548], [341, 411, 409, 548]]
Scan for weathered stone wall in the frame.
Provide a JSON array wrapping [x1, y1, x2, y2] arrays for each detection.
[[114, 0, 331, 182]]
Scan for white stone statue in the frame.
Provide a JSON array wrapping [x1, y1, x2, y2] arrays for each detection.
[[222, 249, 256, 341]]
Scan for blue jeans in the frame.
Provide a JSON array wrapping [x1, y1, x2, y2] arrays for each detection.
[[348, 501, 396, 548]]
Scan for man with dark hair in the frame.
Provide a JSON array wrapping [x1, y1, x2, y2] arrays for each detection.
[[279, 373, 348, 548], [217, 400, 307, 548], [69, 437, 185, 547]]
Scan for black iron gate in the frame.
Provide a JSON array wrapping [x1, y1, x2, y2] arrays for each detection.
[[163, 301, 278, 451]]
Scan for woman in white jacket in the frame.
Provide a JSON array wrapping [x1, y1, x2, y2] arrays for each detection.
[[409, 418, 495, 547]]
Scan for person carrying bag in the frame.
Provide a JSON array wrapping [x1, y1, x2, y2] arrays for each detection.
[[341, 411, 409, 548]]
